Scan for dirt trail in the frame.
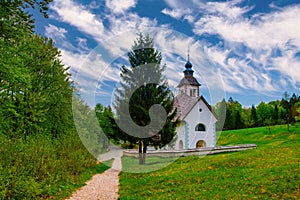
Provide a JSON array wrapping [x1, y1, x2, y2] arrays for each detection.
[[67, 157, 122, 200]]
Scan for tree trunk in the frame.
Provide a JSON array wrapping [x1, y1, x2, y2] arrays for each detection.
[[142, 139, 148, 164], [287, 115, 290, 132], [138, 139, 144, 164]]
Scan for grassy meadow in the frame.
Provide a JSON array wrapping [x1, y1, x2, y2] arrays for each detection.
[[119, 125, 300, 199]]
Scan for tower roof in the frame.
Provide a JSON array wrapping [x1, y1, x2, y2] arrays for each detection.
[[177, 77, 201, 87], [177, 53, 201, 87], [185, 60, 193, 69]]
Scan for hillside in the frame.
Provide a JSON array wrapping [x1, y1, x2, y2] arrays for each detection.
[[119, 125, 300, 199]]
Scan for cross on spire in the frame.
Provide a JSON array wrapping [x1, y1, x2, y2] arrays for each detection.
[[188, 46, 190, 61]]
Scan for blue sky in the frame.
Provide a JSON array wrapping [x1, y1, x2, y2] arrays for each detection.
[[31, 0, 300, 107]]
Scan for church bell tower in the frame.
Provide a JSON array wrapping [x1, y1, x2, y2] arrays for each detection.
[[177, 53, 201, 97]]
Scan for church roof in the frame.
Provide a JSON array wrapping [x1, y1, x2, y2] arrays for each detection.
[[177, 76, 201, 87], [174, 93, 218, 120], [185, 60, 193, 68], [177, 55, 201, 87]]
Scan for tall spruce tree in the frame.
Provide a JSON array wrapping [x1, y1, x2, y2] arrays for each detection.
[[250, 104, 258, 127], [113, 33, 177, 164]]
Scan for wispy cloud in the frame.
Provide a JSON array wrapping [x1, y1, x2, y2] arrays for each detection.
[[46, 0, 300, 106], [161, 8, 192, 19], [45, 24, 67, 40], [163, 0, 300, 94], [50, 0, 107, 42], [105, 0, 137, 14]]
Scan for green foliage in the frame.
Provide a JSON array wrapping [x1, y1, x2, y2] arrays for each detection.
[[0, 33, 73, 138], [257, 101, 274, 126], [0, 1, 108, 199], [250, 104, 258, 127], [119, 125, 300, 199], [295, 102, 300, 123], [0, 0, 53, 40], [0, 132, 107, 200], [214, 98, 226, 131], [95, 104, 115, 141], [214, 93, 300, 131], [222, 97, 244, 130], [73, 98, 110, 158]]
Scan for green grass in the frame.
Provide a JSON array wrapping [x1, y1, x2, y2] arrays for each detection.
[[119, 125, 300, 199]]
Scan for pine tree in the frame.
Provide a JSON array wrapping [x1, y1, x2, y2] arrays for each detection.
[[273, 104, 279, 125], [281, 92, 291, 131], [113, 33, 178, 164], [250, 104, 258, 127], [235, 110, 244, 129]]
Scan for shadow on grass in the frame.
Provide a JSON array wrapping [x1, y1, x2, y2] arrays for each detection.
[[121, 155, 178, 173]]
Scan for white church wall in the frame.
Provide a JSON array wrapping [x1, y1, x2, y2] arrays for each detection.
[[181, 100, 217, 149], [174, 121, 185, 150]]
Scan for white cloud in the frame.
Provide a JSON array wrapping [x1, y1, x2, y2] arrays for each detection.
[[204, 0, 252, 20], [48, 0, 300, 106], [50, 0, 107, 42], [161, 8, 192, 19], [193, 4, 300, 50], [105, 0, 137, 14], [190, 2, 300, 93], [45, 24, 88, 53], [45, 24, 67, 40], [50, 0, 158, 58], [161, 0, 300, 93], [100, 13, 158, 58], [76, 37, 89, 51], [59, 47, 120, 106], [164, 0, 197, 9]]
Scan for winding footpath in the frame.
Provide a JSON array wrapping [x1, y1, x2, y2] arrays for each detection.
[[67, 157, 122, 200]]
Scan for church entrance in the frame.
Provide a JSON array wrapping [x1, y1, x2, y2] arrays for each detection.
[[196, 140, 206, 148]]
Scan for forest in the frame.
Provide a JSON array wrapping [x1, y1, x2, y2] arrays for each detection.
[[0, 1, 105, 199], [214, 92, 300, 131]]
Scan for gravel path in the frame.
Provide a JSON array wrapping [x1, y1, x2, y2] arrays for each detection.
[[67, 157, 122, 200]]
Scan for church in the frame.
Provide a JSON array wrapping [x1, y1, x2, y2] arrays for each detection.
[[173, 56, 218, 150]]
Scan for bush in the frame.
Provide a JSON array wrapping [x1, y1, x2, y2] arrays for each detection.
[[0, 131, 99, 200]]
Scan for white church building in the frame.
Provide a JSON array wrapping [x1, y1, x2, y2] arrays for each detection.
[[173, 56, 218, 150]]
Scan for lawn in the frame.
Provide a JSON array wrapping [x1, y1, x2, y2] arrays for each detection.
[[119, 125, 300, 199]]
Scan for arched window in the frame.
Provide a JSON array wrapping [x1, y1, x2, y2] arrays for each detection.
[[195, 123, 206, 131], [179, 140, 183, 150]]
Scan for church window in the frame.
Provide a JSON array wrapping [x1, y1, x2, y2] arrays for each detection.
[[190, 89, 196, 97], [179, 140, 183, 150], [195, 123, 206, 131]]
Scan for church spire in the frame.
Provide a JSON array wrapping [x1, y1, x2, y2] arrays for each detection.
[[188, 46, 190, 62], [177, 50, 201, 97], [184, 50, 193, 76]]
